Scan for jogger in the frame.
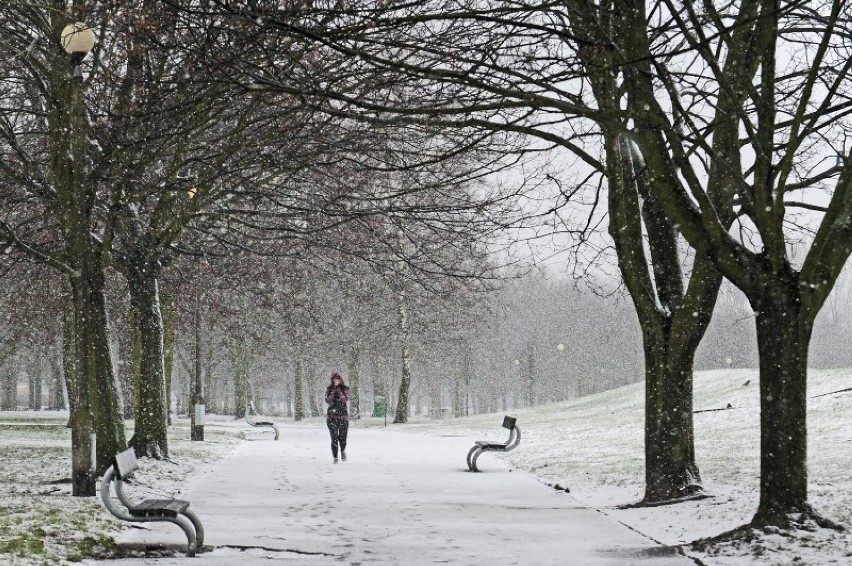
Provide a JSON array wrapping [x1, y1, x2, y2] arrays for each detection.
[[326, 419, 349, 460], [325, 369, 351, 463]]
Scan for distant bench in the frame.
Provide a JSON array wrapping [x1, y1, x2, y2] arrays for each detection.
[[245, 404, 279, 440], [466, 416, 521, 472], [100, 448, 204, 557]]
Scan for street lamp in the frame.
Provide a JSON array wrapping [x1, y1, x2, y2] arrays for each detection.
[[60, 22, 95, 80], [191, 290, 205, 441], [59, 20, 97, 496]]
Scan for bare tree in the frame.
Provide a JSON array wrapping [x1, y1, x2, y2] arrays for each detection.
[[609, 1, 852, 530], [180, 2, 852, 530], [177, 0, 717, 504]]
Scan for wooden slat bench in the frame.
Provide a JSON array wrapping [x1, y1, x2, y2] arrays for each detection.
[[466, 416, 521, 472], [100, 448, 204, 557]]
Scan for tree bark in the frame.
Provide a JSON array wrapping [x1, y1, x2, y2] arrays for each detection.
[[749, 283, 810, 526], [163, 301, 176, 425], [293, 358, 305, 421], [48, 344, 66, 410], [48, 29, 125, 492], [606, 132, 720, 504], [126, 313, 141, 420], [62, 294, 76, 421], [82, 270, 127, 472], [348, 344, 361, 417], [233, 358, 249, 418], [28, 359, 42, 410], [127, 272, 169, 457], [308, 375, 320, 418], [393, 284, 412, 423], [69, 267, 126, 492], [525, 343, 536, 407], [640, 326, 703, 501], [1, 368, 14, 411]]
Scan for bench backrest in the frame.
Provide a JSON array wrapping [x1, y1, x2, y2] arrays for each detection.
[[114, 448, 139, 480], [502, 415, 517, 430]]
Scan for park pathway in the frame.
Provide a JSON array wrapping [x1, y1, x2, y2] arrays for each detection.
[[88, 424, 695, 565]]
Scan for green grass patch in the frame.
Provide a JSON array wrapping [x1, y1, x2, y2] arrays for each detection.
[[0, 410, 238, 564], [0, 535, 44, 556]]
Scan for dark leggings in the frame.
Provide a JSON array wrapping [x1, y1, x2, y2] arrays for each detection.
[[327, 419, 349, 458]]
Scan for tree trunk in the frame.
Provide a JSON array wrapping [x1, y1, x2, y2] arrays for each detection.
[[28, 360, 42, 410], [429, 377, 442, 418], [393, 285, 412, 423], [607, 132, 720, 504], [203, 337, 216, 415], [69, 268, 126, 494], [293, 358, 305, 421], [49, 344, 66, 410], [62, 294, 76, 421], [163, 301, 176, 425], [348, 344, 361, 417], [749, 288, 810, 526], [640, 325, 702, 502], [80, 271, 127, 473], [52, 40, 124, 493], [1, 367, 14, 411], [27, 368, 34, 409], [284, 382, 292, 418], [233, 357, 249, 419], [124, 314, 140, 420], [525, 343, 536, 407], [127, 273, 169, 458], [463, 347, 472, 417], [308, 375, 320, 418]]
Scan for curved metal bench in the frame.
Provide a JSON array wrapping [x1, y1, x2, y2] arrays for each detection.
[[245, 405, 279, 440], [100, 448, 204, 557], [466, 416, 521, 472]]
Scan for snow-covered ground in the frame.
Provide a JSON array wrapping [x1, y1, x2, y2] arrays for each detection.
[[1, 367, 851, 565], [392, 367, 852, 565], [87, 425, 693, 565]]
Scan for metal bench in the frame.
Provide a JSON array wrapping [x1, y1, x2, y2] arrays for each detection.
[[245, 404, 279, 440], [100, 448, 204, 557], [466, 416, 521, 472]]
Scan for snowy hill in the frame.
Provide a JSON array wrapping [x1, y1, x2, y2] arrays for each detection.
[[393, 368, 852, 565]]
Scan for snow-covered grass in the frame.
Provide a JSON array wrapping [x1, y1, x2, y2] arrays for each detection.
[[1, 367, 851, 565], [0, 412, 240, 565]]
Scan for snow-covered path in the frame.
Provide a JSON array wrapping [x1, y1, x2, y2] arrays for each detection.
[[90, 424, 693, 565]]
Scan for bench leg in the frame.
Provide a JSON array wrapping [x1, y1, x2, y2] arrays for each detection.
[[183, 508, 204, 550], [466, 445, 482, 472], [271, 424, 280, 441], [167, 515, 198, 557]]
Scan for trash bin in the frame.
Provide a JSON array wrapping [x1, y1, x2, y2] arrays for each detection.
[[373, 395, 387, 418]]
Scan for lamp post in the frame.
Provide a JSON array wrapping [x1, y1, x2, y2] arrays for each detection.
[[60, 22, 95, 80], [191, 290, 205, 441], [61, 20, 97, 496]]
